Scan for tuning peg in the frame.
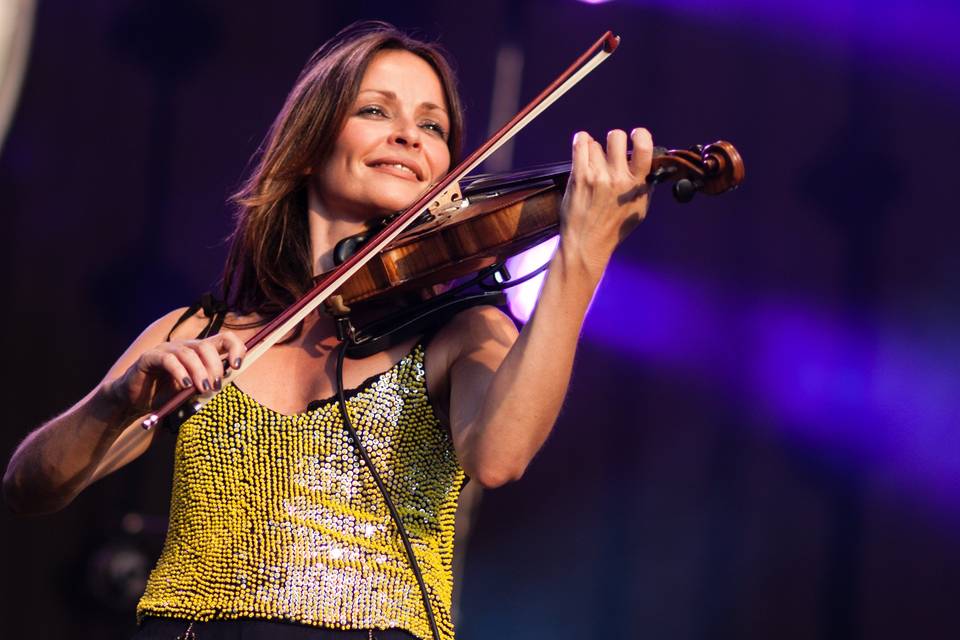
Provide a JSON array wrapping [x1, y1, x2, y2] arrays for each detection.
[[672, 178, 699, 203], [647, 165, 677, 185]]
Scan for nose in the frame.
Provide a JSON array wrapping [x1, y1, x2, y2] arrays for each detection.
[[389, 116, 421, 149]]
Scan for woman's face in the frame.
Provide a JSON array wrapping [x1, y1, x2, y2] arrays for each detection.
[[312, 49, 452, 220]]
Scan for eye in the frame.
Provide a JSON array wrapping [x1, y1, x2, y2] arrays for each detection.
[[357, 105, 387, 117], [420, 120, 447, 139]]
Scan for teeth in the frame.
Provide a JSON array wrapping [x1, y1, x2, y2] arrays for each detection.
[[374, 162, 415, 175]]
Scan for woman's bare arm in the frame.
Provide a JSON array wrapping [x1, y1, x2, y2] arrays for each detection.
[[2, 308, 246, 515], [443, 128, 653, 488]]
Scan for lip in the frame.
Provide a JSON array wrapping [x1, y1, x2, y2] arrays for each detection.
[[365, 157, 424, 181]]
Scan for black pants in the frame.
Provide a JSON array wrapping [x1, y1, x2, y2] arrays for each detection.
[[133, 618, 419, 640]]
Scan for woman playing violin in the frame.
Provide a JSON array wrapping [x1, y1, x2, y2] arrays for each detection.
[[3, 22, 653, 640]]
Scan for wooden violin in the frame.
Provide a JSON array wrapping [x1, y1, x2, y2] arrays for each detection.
[[323, 140, 744, 309]]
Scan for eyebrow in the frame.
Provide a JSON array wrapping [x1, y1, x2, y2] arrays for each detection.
[[357, 89, 448, 115]]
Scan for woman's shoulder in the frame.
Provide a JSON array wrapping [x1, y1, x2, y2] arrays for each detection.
[[125, 307, 200, 346], [163, 306, 218, 342], [158, 298, 265, 343], [144, 305, 245, 343], [427, 304, 518, 368], [422, 304, 517, 419], [441, 304, 517, 339]]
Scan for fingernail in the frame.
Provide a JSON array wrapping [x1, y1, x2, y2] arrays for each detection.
[[214, 377, 222, 391], [182, 377, 193, 388], [202, 379, 211, 392], [233, 358, 243, 369]]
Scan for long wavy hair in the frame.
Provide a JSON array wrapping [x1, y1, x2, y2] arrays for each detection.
[[222, 22, 465, 319]]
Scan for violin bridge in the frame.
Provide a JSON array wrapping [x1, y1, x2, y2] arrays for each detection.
[[324, 294, 352, 317], [427, 181, 466, 215]]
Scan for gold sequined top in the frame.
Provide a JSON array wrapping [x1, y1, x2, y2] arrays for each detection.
[[137, 343, 465, 640]]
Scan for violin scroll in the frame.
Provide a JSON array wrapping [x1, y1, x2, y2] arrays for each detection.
[[647, 140, 745, 203]]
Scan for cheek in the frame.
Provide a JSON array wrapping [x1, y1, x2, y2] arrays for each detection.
[[313, 150, 354, 204], [323, 141, 363, 186], [430, 144, 452, 177], [331, 122, 372, 163]]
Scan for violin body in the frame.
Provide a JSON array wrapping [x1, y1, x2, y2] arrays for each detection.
[[329, 182, 563, 306]]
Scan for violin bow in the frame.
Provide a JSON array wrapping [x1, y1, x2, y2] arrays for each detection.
[[143, 31, 620, 429]]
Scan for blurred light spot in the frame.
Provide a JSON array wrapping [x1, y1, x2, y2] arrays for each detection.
[[506, 236, 559, 322], [583, 259, 960, 515]]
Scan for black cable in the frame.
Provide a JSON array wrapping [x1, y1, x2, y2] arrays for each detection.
[[328, 257, 552, 637], [479, 260, 551, 291], [334, 339, 442, 640], [349, 260, 552, 355], [352, 291, 503, 352]]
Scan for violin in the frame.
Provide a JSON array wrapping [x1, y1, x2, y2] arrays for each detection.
[[324, 140, 744, 309], [141, 30, 744, 430]]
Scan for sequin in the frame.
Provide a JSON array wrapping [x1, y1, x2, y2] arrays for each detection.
[[137, 344, 464, 640]]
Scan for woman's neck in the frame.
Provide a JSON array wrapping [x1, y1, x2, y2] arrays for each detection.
[[307, 189, 372, 275]]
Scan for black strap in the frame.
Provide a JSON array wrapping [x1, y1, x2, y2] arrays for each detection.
[[166, 293, 229, 341], [161, 293, 229, 433]]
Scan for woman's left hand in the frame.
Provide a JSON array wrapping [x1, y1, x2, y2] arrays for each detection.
[[558, 127, 654, 279]]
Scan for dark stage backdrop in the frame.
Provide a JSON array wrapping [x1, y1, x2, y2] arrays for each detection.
[[2, 1, 958, 638]]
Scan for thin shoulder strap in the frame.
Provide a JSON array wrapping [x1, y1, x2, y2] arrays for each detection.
[[160, 293, 228, 434], [165, 292, 229, 341], [197, 292, 228, 339]]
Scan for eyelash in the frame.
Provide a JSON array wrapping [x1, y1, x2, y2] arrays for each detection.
[[357, 105, 447, 139]]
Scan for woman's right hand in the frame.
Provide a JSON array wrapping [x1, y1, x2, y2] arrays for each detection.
[[104, 332, 247, 416]]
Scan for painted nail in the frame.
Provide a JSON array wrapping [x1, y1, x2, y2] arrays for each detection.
[[233, 358, 243, 369], [182, 377, 193, 388], [202, 379, 211, 392], [214, 377, 222, 391]]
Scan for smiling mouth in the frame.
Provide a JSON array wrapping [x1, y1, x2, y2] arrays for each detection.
[[369, 162, 420, 180]]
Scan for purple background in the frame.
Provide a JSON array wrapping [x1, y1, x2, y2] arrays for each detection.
[[2, 0, 959, 637]]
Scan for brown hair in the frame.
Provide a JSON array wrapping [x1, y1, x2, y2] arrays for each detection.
[[222, 21, 465, 318]]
